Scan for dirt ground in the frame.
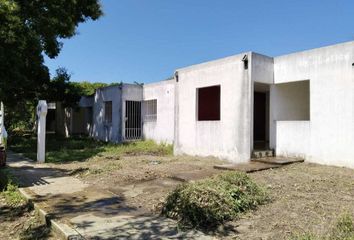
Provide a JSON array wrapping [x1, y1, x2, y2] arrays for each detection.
[[46, 154, 354, 240], [0, 196, 56, 240], [48, 154, 224, 213], [228, 162, 354, 239]]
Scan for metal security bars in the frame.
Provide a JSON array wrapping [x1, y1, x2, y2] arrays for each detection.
[[143, 99, 157, 122], [125, 101, 142, 140]]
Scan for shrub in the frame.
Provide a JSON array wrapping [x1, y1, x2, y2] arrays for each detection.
[[162, 171, 269, 229]]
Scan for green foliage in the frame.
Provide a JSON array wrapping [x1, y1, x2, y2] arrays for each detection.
[[3, 180, 26, 206], [71, 81, 113, 96], [5, 67, 113, 130], [44, 68, 117, 108], [0, 0, 103, 128], [162, 171, 269, 229], [0, 168, 26, 206]]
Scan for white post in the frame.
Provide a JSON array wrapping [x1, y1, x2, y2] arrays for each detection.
[[37, 100, 48, 163]]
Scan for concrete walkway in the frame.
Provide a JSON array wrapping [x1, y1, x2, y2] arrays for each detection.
[[6, 152, 211, 240]]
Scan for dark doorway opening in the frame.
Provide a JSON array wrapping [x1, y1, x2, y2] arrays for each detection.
[[253, 92, 268, 150]]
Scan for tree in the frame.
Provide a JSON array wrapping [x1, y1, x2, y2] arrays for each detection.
[[44, 68, 113, 108], [0, 0, 103, 129]]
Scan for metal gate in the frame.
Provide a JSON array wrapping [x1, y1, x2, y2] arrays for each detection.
[[125, 101, 142, 140]]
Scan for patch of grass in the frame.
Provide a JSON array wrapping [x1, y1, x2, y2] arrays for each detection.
[[290, 233, 318, 240], [0, 167, 53, 239], [104, 140, 173, 156], [162, 171, 269, 229], [10, 134, 105, 163], [9, 133, 172, 164], [329, 214, 354, 240], [290, 214, 354, 240], [0, 168, 26, 207], [3, 180, 27, 207]]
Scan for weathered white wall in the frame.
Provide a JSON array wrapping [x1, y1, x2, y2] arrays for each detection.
[[92, 85, 122, 142], [251, 53, 274, 84], [273, 41, 354, 168], [174, 53, 252, 163], [143, 80, 175, 144], [276, 121, 310, 158], [270, 80, 310, 121], [269, 80, 310, 149]]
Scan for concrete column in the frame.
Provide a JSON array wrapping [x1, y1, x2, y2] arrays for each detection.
[[37, 100, 48, 163]]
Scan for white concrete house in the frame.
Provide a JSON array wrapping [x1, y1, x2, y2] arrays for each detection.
[[174, 41, 354, 169], [78, 81, 175, 144], [75, 41, 353, 169]]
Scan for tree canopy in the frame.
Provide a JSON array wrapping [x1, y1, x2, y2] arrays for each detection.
[[45, 68, 112, 107], [0, 0, 102, 107]]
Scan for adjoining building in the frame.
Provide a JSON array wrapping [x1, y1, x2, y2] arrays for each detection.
[[71, 41, 354, 169], [75, 81, 175, 144]]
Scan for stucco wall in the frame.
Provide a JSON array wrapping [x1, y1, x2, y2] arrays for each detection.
[[143, 80, 175, 144], [92, 85, 122, 142], [273, 41, 354, 168], [174, 53, 252, 163], [276, 121, 310, 158], [251, 53, 274, 84], [269, 80, 310, 148]]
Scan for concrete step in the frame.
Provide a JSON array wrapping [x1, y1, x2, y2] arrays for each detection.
[[251, 157, 304, 165], [214, 162, 282, 173], [251, 149, 274, 159]]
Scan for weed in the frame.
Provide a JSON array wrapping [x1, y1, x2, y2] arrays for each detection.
[[3, 180, 26, 206], [0, 169, 26, 207]]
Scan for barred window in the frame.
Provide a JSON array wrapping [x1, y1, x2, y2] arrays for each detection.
[[143, 99, 157, 122], [104, 101, 112, 123]]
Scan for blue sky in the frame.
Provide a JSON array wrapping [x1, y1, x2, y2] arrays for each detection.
[[45, 0, 354, 84]]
